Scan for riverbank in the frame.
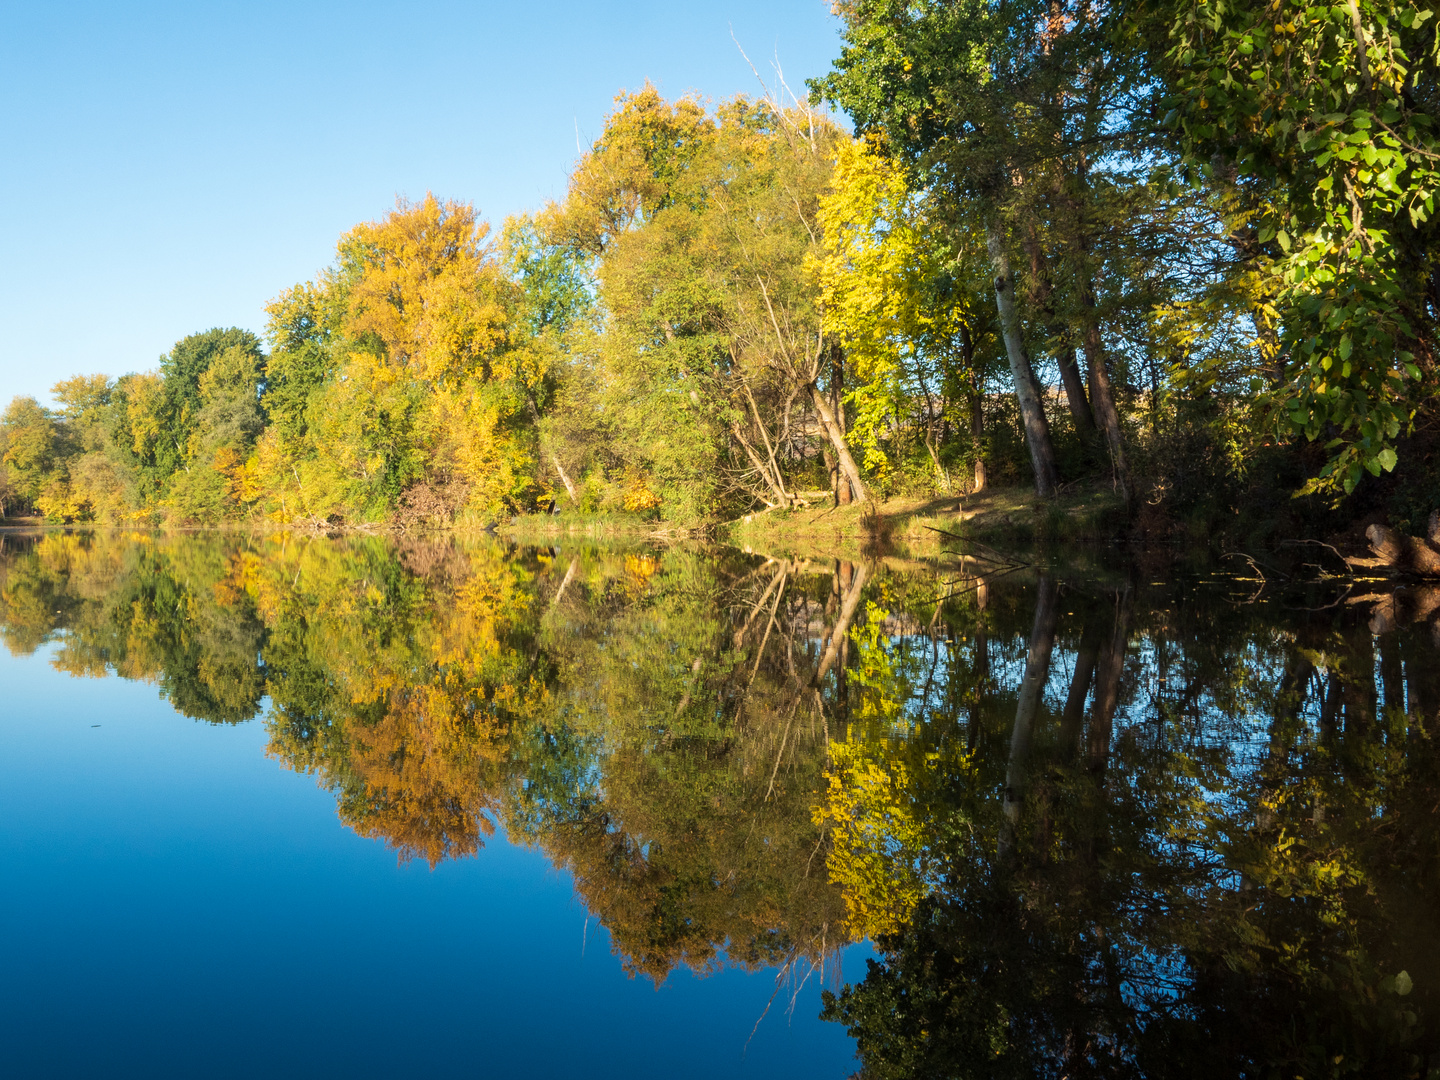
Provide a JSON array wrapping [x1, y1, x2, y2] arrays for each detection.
[[502, 482, 1128, 556]]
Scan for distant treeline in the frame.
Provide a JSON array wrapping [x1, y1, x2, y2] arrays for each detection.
[[3, 0, 1438, 531]]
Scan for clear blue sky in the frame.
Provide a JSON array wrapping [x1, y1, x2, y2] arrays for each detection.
[[0, 0, 844, 407]]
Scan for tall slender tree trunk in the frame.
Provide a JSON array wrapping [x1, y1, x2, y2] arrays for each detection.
[[1057, 345, 1097, 438], [811, 384, 867, 504], [986, 220, 1059, 498], [830, 345, 853, 505], [821, 445, 839, 505], [1067, 148, 1132, 505], [970, 396, 987, 494], [961, 325, 986, 494], [1079, 288, 1132, 505], [1022, 223, 1096, 440]]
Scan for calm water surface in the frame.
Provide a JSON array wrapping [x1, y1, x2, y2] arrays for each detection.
[[1, 531, 1437, 1078]]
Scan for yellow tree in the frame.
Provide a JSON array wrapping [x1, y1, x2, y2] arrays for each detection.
[[811, 139, 994, 493], [254, 194, 539, 524]]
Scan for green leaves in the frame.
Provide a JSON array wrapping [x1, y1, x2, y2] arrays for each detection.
[[1164, 0, 1438, 495]]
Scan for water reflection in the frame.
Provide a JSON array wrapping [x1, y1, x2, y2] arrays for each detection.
[[2, 530, 1437, 1076]]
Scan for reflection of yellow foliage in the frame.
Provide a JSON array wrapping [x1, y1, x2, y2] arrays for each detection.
[[815, 740, 929, 939], [622, 553, 660, 597], [815, 601, 975, 939], [249, 539, 547, 865]]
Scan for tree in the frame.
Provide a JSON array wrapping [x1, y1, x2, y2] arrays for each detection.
[[542, 84, 871, 517], [158, 328, 265, 484], [811, 138, 999, 493], [0, 397, 59, 516], [1157, 0, 1440, 495]]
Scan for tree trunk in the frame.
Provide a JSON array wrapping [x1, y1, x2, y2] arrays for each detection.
[[742, 379, 792, 507], [810, 384, 867, 504], [1057, 345, 1097, 439], [830, 346, 853, 505], [732, 423, 788, 508], [986, 220, 1059, 498], [552, 454, 579, 504], [970, 395, 987, 494], [1021, 223, 1096, 440], [1079, 287, 1132, 504], [961, 324, 986, 494]]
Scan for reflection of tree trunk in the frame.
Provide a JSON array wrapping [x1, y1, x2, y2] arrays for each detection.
[[551, 558, 578, 609], [1319, 669, 1342, 744], [816, 562, 868, 686], [985, 220, 1059, 498], [1378, 634, 1405, 718], [735, 561, 789, 649], [1403, 631, 1440, 721], [1059, 620, 1100, 761], [1003, 576, 1060, 829], [968, 578, 990, 751], [1341, 626, 1377, 737], [1087, 588, 1130, 779], [1257, 654, 1314, 830]]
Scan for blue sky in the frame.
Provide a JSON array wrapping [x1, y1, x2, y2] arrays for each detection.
[[0, 0, 844, 407]]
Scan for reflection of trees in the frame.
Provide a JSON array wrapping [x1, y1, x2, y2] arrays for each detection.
[[0, 533, 858, 984], [7, 530, 1440, 1060], [0, 532, 266, 723], [819, 571, 1440, 1078]]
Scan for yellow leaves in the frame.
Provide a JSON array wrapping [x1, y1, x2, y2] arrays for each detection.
[[211, 446, 247, 504], [621, 466, 661, 511], [123, 372, 165, 460], [547, 83, 716, 253], [813, 739, 930, 939], [341, 194, 509, 383], [50, 374, 113, 419]]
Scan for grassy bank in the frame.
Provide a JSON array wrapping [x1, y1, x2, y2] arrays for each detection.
[[497, 483, 1127, 557], [724, 483, 1127, 557]]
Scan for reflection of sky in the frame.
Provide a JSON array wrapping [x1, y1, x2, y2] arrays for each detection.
[[0, 644, 866, 1079]]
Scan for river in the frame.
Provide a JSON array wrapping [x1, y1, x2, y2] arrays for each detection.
[[1, 530, 1435, 1078]]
